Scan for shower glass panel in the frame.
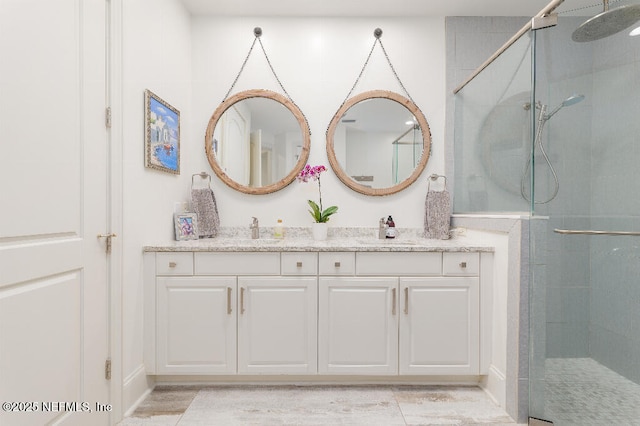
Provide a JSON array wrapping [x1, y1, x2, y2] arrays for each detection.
[[453, 33, 534, 213], [392, 126, 421, 184], [529, 3, 640, 424]]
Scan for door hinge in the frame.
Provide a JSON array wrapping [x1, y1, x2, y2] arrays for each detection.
[[105, 106, 112, 128], [97, 233, 117, 254], [105, 359, 112, 380], [531, 13, 558, 30]]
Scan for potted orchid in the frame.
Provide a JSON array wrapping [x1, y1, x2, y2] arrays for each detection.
[[297, 164, 338, 240]]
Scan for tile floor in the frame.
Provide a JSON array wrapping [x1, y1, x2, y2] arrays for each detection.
[[118, 385, 520, 425], [543, 358, 640, 426]]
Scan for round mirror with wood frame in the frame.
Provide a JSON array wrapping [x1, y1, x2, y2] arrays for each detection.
[[326, 90, 431, 196], [205, 89, 311, 195]]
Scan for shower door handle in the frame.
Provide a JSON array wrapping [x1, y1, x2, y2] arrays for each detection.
[[554, 228, 640, 236]]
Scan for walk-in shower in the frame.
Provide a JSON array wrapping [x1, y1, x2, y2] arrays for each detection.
[[520, 94, 585, 204], [452, 0, 640, 424]]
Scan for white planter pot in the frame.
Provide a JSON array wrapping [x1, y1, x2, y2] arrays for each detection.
[[312, 222, 328, 241]]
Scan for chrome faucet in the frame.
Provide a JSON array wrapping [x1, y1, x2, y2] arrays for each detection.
[[250, 217, 259, 239], [378, 217, 388, 239]]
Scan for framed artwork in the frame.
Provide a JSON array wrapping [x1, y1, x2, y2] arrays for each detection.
[[174, 213, 198, 241], [145, 89, 180, 174]]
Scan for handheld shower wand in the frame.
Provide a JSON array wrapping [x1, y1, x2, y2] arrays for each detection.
[[521, 94, 585, 204]]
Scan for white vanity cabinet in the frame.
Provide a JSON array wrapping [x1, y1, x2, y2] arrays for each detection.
[[399, 277, 479, 375], [147, 251, 317, 375], [145, 245, 492, 379], [319, 277, 399, 374], [237, 276, 317, 374], [156, 276, 236, 374], [318, 251, 481, 376]]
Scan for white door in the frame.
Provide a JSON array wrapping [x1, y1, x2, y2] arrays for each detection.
[[249, 130, 262, 187], [318, 277, 399, 375], [399, 277, 480, 375], [238, 277, 317, 374], [0, 1, 111, 425], [157, 277, 237, 374], [221, 105, 249, 185]]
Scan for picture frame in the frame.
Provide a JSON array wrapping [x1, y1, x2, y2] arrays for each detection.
[[145, 89, 180, 174], [174, 213, 199, 241]]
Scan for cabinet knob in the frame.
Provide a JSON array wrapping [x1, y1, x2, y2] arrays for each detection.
[[334, 261, 341, 267], [169, 262, 177, 268], [459, 261, 467, 268], [296, 261, 303, 267]]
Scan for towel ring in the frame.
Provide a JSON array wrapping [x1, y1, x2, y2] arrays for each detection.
[[192, 172, 211, 189], [428, 174, 447, 192]]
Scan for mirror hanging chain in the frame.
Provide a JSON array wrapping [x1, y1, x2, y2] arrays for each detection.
[[222, 27, 310, 134], [335, 28, 417, 117]]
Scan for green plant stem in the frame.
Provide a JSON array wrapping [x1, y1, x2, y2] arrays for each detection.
[[317, 177, 323, 212]]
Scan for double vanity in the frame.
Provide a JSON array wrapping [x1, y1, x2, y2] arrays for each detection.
[[143, 230, 494, 383]]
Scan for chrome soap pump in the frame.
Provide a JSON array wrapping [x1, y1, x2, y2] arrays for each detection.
[[250, 217, 259, 239]]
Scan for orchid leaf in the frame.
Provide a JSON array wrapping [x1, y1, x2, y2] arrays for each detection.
[[319, 205, 338, 223]]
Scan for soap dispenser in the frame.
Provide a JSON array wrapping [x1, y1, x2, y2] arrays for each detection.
[[274, 219, 285, 239], [385, 216, 396, 239]]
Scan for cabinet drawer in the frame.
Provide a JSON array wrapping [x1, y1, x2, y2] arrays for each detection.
[[356, 252, 442, 276], [318, 252, 355, 275], [442, 252, 479, 276], [281, 252, 317, 275], [195, 252, 280, 275], [156, 252, 194, 275]]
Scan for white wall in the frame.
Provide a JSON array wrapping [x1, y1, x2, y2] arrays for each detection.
[[190, 17, 446, 228], [466, 228, 509, 407], [120, 0, 192, 409]]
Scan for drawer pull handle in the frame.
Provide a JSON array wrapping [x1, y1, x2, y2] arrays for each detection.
[[296, 261, 303, 267], [404, 287, 409, 315], [240, 287, 245, 314], [227, 287, 233, 315], [168, 262, 177, 268], [392, 288, 397, 315], [460, 261, 467, 268], [334, 261, 341, 267]]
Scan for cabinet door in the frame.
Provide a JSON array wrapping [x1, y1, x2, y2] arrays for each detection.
[[157, 277, 236, 374], [318, 277, 399, 374], [399, 277, 479, 375], [237, 277, 317, 374]]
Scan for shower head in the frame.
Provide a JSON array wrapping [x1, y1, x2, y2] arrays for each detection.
[[572, 0, 640, 42], [544, 94, 585, 119], [561, 94, 585, 107]]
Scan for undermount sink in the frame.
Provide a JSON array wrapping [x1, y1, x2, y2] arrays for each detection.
[[227, 238, 284, 245], [356, 239, 418, 245]]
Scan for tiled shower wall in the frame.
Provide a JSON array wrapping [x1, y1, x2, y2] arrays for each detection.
[[588, 28, 640, 382], [445, 16, 529, 209]]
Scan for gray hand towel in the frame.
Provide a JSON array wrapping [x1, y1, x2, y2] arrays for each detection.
[[191, 188, 220, 238], [424, 189, 451, 240]]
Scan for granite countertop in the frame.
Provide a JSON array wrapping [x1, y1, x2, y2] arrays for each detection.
[[144, 227, 494, 253]]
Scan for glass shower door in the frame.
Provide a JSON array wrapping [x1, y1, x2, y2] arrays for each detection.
[[529, 6, 640, 425]]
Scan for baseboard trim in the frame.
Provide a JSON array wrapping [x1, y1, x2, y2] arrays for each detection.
[[153, 375, 482, 386], [122, 364, 155, 417], [480, 364, 506, 409]]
